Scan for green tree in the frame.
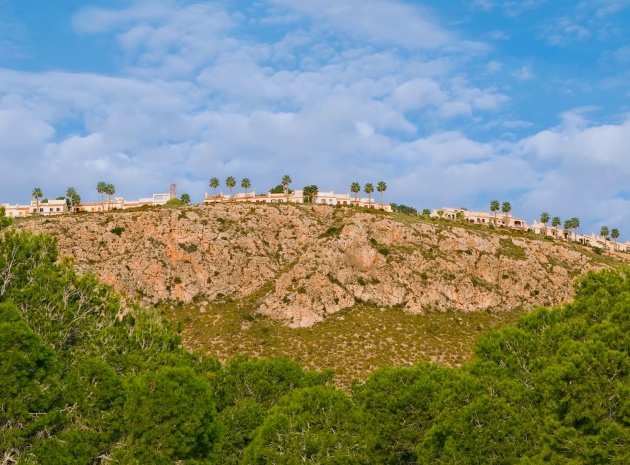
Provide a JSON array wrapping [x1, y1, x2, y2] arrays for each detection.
[[243, 386, 368, 464], [241, 178, 251, 197], [490, 200, 499, 226], [66, 187, 81, 213], [281, 174, 292, 202], [540, 212, 549, 233], [600, 225, 609, 241], [104, 183, 116, 211], [115, 367, 221, 463], [437, 209, 444, 219], [354, 364, 456, 464], [350, 182, 361, 204], [209, 177, 220, 197], [0, 303, 61, 459], [180, 193, 191, 205], [422, 208, 431, 217], [96, 181, 107, 213], [225, 176, 236, 199], [164, 198, 184, 207], [0, 206, 9, 230], [501, 201, 511, 227], [31, 187, 43, 215], [377, 181, 387, 205], [364, 183, 374, 205]]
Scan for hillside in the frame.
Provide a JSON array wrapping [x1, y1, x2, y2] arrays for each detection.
[[4, 222, 630, 464], [16, 203, 618, 323], [13, 204, 624, 385]]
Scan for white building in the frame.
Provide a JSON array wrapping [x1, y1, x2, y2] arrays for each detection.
[[1, 203, 31, 218], [431, 207, 527, 229], [29, 199, 68, 216], [204, 190, 305, 204]]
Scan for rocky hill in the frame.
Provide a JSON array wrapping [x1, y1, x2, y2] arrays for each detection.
[[15, 203, 620, 328]]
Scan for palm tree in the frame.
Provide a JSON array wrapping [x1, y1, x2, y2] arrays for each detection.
[[501, 201, 511, 227], [364, 183, 374, 206], [32, 187, 43, 215], [540, 212, 549, 234], [225, 176, 236, 199], [563, 219, 572, 240], [551, 216, 561, 237], [437, 210, 444, 220], [611, 228, 620, 250], [600, 226, 609, 242], [180, 193, 191, 205], [377, 181, 387, 205], [241, 178, 251, 197], [209, 177, 220, 198], [96, 181, 107, 212], [281, 175, 292, 202], [490, 200, 500, 226], [66, 187, 81, 213], [350, 182, 361, 204], [303, 185, 318, 203], [570, 217, 580, 241], [104, 183, 116, 211]]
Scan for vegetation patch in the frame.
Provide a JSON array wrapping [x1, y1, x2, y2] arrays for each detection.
[[496, 238, 527, 260], [110, 226, 125, 236]]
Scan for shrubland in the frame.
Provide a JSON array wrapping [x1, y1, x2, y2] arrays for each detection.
[[2, 217, 630, 463]]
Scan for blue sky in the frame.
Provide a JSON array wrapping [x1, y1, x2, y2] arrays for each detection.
[[2, 0, 630, 239]]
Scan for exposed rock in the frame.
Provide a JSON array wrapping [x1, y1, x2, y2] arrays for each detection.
[[15, 204, 612, 327]]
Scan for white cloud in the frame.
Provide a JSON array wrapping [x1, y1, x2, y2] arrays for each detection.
[[513, 65, 535, 80], [268, 0, 484, 51]]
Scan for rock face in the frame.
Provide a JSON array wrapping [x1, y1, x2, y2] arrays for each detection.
[[16, 204, 608, 327]]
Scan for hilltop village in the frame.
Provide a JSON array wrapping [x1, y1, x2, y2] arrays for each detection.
[[2, 181, 628, 254]]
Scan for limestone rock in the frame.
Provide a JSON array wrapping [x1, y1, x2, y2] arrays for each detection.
[[15, 204, 611, 328]]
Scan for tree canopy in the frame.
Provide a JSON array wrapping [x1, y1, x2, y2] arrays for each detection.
[[2, 227, 630, 464]]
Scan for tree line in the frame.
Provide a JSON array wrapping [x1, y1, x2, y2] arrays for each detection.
[[208, 175, 388, 204], [2, 218, 630, 463], [26, 183, 193, 214]]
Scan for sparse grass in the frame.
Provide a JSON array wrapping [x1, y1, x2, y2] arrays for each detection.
[[162, 297, 523, 390]]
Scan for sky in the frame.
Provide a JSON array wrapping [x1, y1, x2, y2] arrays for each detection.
[[1, 0, 630, 239]]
